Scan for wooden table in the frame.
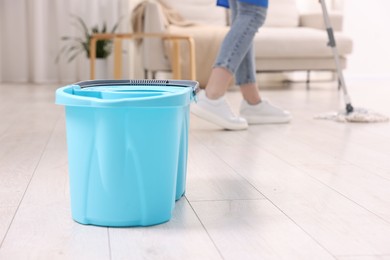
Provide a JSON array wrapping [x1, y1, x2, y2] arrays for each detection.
[[89, 33, 196, 80]]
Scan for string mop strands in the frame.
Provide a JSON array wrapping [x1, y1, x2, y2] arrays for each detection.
[[315, 107, 389, 123]]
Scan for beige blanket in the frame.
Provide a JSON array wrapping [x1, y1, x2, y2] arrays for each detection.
[[131, 1, 194, 43]]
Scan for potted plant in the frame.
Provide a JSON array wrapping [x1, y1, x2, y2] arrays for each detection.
[[57, 15, 121, 78]]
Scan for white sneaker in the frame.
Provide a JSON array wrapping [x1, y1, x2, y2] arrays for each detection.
[[240, 99, 291, 124], [191, 90, 248, 130]]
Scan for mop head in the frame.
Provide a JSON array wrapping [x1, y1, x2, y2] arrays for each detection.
[[314, 107, 389, 123]]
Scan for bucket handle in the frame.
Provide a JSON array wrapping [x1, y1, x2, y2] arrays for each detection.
[[75, 79, 199, 98]]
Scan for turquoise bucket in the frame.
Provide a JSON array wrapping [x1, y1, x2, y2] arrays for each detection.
[[56, 80, 198, 227]]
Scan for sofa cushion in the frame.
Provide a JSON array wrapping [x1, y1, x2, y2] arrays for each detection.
[[300, 12, 343, 31], [255, 57, 347, 71], [158, 0, 227, 26], [263, 0, 299, 28], [254, 27, 353, 58]]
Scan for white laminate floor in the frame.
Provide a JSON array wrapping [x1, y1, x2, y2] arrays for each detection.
[[0, 80, 390, 260]]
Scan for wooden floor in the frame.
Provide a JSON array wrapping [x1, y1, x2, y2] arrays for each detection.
[[0, 79, 390, 260]]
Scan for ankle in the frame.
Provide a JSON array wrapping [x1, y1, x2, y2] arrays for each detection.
[[245, 98, 262, 106], [205, 89, 224, 100]]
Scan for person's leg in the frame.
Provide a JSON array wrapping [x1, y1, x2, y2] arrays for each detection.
[[230, 3, 290, 124], [231, 1, 266, 105], [205, 67, 233, 99], [237, 47, 291, 124], [205, 0, 265, 99], [235, 45, 262, 105], [240, 82, 262, 105], [236, 40, 291, 124], [191, 0, 267, 130], [204, 0, 237, 99]]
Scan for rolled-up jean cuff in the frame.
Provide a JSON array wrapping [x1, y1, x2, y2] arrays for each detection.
[[213, 63, 234, 75], [236, 79, 256, 86], [213, 64, 256, 86]]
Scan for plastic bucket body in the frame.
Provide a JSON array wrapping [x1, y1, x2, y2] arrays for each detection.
[[175, 107, 190, 201], [56, 80, 198, 227]]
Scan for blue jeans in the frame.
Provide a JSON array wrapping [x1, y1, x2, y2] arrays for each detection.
[[214, 0, 267, 85]]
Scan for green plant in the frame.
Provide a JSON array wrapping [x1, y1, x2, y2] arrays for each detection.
[[57, 15, 121, 62]]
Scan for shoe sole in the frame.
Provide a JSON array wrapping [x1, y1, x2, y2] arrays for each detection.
[[191, 105, 248, 130], [244, 115, 292, 124]]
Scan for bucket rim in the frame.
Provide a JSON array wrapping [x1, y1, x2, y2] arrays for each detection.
[[56, 79, 199, 108], [76, 79, 199, 96]]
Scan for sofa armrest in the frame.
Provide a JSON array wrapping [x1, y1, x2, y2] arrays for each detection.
[[299, 12, 343, 31], [143, 1, 167, 33], [143, 1, 171, 71]]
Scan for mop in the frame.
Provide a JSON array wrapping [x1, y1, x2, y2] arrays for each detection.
[[314, 0, 389, 123]]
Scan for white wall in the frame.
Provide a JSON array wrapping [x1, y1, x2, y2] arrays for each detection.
[[343, 0, 390, 79], [291, 0, 390, 81], [0, 0, 130, 83], [0, 4, 2, 83]]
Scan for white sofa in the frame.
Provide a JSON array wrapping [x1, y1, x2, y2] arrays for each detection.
[[140, 0, 353, 87]]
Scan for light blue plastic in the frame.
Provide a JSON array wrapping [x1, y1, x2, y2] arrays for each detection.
[[55, 80, 198, 227]]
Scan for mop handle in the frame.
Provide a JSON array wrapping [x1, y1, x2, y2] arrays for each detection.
[[319, 0, 353, 113]]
